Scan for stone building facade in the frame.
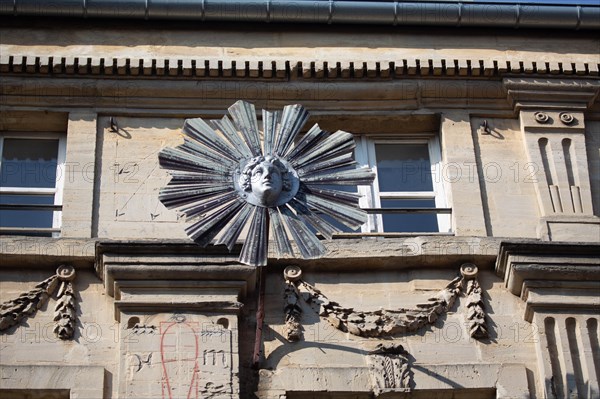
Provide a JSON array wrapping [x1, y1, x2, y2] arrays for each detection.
[[0, 1, 599, 398]]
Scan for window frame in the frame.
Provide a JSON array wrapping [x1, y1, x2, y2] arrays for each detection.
[[0, 132, 67, 236], [355, 134, 451, 233]]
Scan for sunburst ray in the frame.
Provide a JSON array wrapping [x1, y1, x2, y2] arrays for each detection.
[[167, 172, 231, 184], [228, 101, 262, 157], [209, 116, 254, 159], [279, 205, 326, 259], [299, 185, 361, 207], [301, 168, 375, 186], [158, 147, 232, 174], [297, 152, 356, 176], [291, 131, 355, 169], [181, 137, 235, 168], [215, 202, 254, 251], [184, 118, 243, 161], [300, 192, 367, 230], [181, 191, 238, 219], [287, 198, 338, 240], [159, 185, 233, 208], [239, 207, 268, 266], [285, 124, 328, 162], [262, 110, 280, 155], [268, 207, 294, 258], [274, 104, 309, 157], [185, 199, 245, 246]]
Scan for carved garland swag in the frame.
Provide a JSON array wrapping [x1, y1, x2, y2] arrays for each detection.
[[283, 263, 488, 342], [0, 265, 78, 340]]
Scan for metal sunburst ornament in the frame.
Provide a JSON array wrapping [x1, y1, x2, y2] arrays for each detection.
[[158, 100, 374, 267]]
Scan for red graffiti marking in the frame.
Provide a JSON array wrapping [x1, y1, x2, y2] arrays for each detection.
[[160, 321, 200, 399]]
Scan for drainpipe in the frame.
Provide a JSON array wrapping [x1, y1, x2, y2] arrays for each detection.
[[1, 0, 599, 30]]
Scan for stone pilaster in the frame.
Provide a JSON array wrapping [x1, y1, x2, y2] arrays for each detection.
[[61, 111, 98, 238], [503, 78, 600, 241], [496, 241, 600, 399]]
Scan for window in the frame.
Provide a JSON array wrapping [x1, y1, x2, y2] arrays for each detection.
[[0, 134, 66, 236], [355, 135, 451, 233]]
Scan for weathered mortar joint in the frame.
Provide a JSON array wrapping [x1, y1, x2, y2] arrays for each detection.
[[0, 264, 78, 340]]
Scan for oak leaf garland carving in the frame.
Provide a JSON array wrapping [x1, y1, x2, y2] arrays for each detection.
[[0, 275, 58, 331], [282, 264, 488, 340], [0, 265, 78, 340], [53, 280, 76, 340]]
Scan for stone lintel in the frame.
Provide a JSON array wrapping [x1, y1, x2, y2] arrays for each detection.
[[0, 365, 105, 399], [257, 364, 529, 398]]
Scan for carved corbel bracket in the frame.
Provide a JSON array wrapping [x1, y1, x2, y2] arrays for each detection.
[[0, 264, 78, 340]]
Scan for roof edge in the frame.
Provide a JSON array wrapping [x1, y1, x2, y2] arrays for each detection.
[[1, 1, 599, 30]]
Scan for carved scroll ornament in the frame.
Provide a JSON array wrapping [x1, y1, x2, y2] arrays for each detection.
[[0, 265, 77, 340], [282, 264, 488, 340], [158, 100, 374, 267]]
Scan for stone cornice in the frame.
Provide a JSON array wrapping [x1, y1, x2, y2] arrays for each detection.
[[503, 77, 600, 111], [2, 55, 599, 80], [495, 241, 600, 321], [496, 241, 600, 295]]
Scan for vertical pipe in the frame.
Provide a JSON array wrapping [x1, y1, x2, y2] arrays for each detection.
[[252, 266, 266, 368]]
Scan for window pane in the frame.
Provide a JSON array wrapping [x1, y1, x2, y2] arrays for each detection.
[[380, 199, 439, 233], [1, 138, 59, 188], [0, 194, 55, 229], [375, 144, 433, 192]]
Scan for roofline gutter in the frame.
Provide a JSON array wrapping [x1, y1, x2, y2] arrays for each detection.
[[1, 1, 599, 30]]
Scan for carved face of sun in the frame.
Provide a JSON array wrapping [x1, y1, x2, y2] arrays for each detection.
[[236, 155, 299, 207], [158, 100, 374, 267]]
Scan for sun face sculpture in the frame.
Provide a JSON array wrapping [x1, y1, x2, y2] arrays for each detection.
[[158, 100, 374, 267]]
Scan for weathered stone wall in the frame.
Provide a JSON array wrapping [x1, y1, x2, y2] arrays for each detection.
[[260, 267, 538, 397], [0, 268, 118, 397], [469, 117, 539, 238], [95, 116, 186, 239]]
